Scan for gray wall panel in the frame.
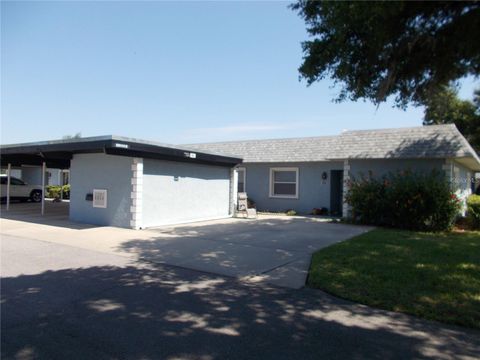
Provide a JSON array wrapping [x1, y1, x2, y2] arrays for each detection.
[[70, 153, 132, 227], [242, 162, 344, 214], [349, 159, 445, 180]]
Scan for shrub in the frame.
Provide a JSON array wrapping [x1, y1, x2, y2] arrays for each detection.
[[345, 175, 387, 225], [286, 209, 297, 216], [62, 184, 70, 199], [467, 195, 480, 229], [346, 170, 460, 231], [385, 170, 460, 231], [45, 184, 70, 199], [45, 185, 59, 198]]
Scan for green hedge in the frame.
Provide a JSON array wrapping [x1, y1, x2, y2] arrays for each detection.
[[45, 185, 70, 199], [345, 170, 460, 231], [467, 195, 480, 229]]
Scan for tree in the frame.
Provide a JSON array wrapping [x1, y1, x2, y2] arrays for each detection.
[[62, 133, 82, 139], [291, 1, 480, 108], [423, 87, 480, 152]]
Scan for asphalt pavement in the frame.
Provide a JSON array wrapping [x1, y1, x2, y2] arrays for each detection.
[[2, 233, 479, 360]]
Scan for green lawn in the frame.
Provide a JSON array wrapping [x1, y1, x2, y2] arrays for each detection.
[[308, 228, 480, 329]]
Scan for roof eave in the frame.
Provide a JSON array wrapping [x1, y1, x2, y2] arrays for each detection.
[[1, 137, 242, 168]]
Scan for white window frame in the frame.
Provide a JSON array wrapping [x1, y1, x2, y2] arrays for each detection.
[[237, 167, 246, 193], [269, 167, 299, 199]]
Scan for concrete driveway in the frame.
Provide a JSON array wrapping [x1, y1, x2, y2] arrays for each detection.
[[0, 210, 371, 288], [129, 217, 372, 288]]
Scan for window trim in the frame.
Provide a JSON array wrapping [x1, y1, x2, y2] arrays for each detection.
[[237, 167, 246, 193], [269, 167, 299, 199]]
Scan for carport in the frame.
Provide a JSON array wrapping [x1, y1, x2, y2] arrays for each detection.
[[1, 148, 70, 216], [1, 136, 241, 228]]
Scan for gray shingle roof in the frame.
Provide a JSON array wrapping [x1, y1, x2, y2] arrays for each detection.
[[333, 124, 479, 160], [184, 135, 341, 162], [184, 124, 480, 167]]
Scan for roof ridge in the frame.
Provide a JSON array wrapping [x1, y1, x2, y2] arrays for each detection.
[[185, 125, 460, 146], [341, 124, 455, 135], [183, 134, 339, 146]]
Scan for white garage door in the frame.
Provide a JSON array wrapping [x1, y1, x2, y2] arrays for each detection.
[[142, 158, 231, 227]]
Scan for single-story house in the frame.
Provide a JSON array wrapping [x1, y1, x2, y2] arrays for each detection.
[[186, 124, 480, 217], [1, 124, 479, 228]]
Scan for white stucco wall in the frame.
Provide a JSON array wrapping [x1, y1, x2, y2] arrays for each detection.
[[21, 166, 43, 185], [142, 159, 231, 227], [46, 168, 63, 186]]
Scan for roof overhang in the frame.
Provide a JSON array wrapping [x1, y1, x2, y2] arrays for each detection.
[[327, 155, 480, 172], [1, 136, 242, 169], [452, 156, 480, 172]]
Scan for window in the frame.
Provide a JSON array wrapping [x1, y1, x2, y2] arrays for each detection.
[[269, 168, 298, 198], [10, 177, 25, 186], [237, 168, 246, 193], [62, 171, 70, 186]]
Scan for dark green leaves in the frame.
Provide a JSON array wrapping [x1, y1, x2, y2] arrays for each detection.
[[291, 1, 480, 107]]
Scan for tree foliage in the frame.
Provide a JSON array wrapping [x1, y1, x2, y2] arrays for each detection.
[[291, 1, 480, 108], [62, 132, 82, 139], [423, 87, 480, 152]]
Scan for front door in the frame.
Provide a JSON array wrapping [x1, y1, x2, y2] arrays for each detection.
[[330, 170, 344, 216]]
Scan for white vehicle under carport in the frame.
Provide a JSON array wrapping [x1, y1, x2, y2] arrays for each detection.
[[0, 175, 43, 203]]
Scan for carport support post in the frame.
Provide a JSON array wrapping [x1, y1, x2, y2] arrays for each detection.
[[60, 170, 63, 200], [41, 162, 46, 215], [230, 167, 238, 216], [6, 163, 11, 211]]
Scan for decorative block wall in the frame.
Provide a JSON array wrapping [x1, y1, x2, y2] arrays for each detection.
[[130, 158, 143, 229], [342, 159, 350, 218]]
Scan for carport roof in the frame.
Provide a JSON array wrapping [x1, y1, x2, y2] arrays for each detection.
[[0, 135, 242, 168]]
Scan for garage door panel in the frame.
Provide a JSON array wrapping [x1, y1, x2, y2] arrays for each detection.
[[142, 159, 230, 227]]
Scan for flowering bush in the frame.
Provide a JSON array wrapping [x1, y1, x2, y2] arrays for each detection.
[[346, 170, 460, 231], [467, 195, 480, 229], [345, 177, 386, 225]]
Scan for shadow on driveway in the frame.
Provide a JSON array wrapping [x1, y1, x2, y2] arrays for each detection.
[[117, 216, 372, 288], [2, 263, 479, 360]]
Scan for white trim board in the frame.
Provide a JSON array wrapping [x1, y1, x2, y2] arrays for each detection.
[[237, 167, 246, 193]]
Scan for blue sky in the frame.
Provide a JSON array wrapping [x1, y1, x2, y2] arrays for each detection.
[[1, 1, 478, 145]]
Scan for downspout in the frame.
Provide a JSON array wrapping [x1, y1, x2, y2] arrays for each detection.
[[41, 161, 46, 215], [6, 163, 11, 211]]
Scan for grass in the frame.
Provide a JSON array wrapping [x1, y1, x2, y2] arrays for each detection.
[[308, 228, 480, 329]]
